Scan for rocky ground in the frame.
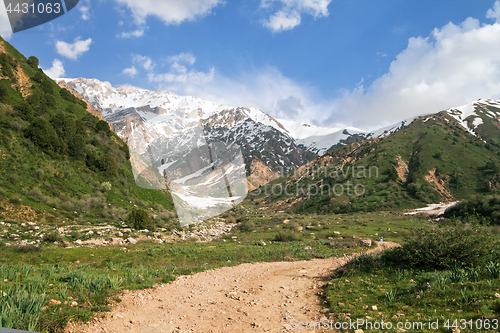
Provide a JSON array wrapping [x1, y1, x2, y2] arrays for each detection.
[[66, 242, 398, 333], [0, 217, 236, 248]]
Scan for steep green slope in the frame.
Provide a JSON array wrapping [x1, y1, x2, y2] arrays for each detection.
[[250, 105, 500, 214], [0, 37, 175, 229]]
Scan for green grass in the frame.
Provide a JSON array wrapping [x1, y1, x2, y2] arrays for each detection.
[[325, 264, 500, 333], [0, 209, 432, 332], [324, 220, 500, 333]]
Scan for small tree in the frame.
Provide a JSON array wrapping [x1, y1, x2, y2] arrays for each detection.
[[96, 120, 111, 133], [0, 84, 9, 103], [127, 208, 155, 231], [27, 56, 39, 68]]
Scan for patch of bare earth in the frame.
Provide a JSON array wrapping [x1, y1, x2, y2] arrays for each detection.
[[247, 159, 280, 191], [66, 242, 398, 333], [425, 168, 454, 202], [395, 155, 408, 183]]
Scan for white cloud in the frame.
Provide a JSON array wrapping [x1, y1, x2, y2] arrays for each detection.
[[122, 66, 138, 77], [55, 37, 92, 60], [261, 0, 332, 32], [133, 3, 500, 131], [146, 58, 326, 124], [168, 53, 196, 66], [43, 59, 66, 79], [133, 54, 155, 71], [113, 0, 224, 25], [265, 10, 301, 31], [0, 3, 13, 39], [486, 0, 500, 23], [148, 53, 215, 94], [79, 0, 91, 20], [118, 28, 146, 38], [331, 16, 500, 129]]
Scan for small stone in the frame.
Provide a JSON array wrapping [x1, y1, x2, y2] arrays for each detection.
[[49, 299, 61, 305], [71, 301, 78, 307], [338, 302, 345, 306], [354, 330, 364, 333], [370, 305, 377, 311], [127, 237, 137, 244]]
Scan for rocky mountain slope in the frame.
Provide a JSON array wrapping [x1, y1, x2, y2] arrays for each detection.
[[0, 37, 176, 232], [251, 99, 500, 214], [64, 78, 318, 189]]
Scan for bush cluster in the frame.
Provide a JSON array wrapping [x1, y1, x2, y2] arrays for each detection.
[[127, 208, 155, 231], [444, 195, 500, 225], [383, 225, 496, 270]]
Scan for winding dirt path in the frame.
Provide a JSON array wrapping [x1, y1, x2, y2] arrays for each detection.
[[66, 242, 398, 333]]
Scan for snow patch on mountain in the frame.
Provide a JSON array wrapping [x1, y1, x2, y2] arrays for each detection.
[[446, 99, 500, 136]]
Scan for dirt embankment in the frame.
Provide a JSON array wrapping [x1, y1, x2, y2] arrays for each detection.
[[67, 242, 398, 333]]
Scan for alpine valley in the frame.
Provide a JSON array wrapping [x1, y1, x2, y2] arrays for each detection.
[[1, 35, 500, 333], [62, 77, 500, 210]]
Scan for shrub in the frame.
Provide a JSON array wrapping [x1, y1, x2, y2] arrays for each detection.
[[100, 182, 112, 192], [14, 102, 33, 121], [42, 231, 62, 243], [333, 253, 383, 277], [33, 169, 44, 180], [127, 208, 155, 231], [444, 196, 500, 225], [13, 244, 41, 253], [98, 155, 119, 176], [95, 120, 111, 134], [0, 84, 9, 103], [226, 215, 236, 224], [382, 226, 495, 270], [238, 220, 256, 232], [10, 196, 21, 204], [67, 134, 86, 158], [29, 187, 42, 201], [153, 203, 164, 212], [25, 117, 62, 153], [274, 230, 300, 242]]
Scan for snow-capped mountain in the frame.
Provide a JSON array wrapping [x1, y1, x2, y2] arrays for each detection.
[[63, 78, 381, 158], [63, 78, 318, 190], [443, 99, 500, 140]]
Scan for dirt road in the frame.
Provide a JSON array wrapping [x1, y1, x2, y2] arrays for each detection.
[[66, 242, 398, 333]]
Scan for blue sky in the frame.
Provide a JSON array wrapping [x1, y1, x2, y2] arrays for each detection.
[[1, 0, 500, 129]]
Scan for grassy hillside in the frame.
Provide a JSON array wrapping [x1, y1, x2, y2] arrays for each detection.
[[0, 37, 176, 235], [249, 109, 500, 214]]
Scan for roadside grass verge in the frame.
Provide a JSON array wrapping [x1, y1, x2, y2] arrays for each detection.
[[324, 220, 500, 333]]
